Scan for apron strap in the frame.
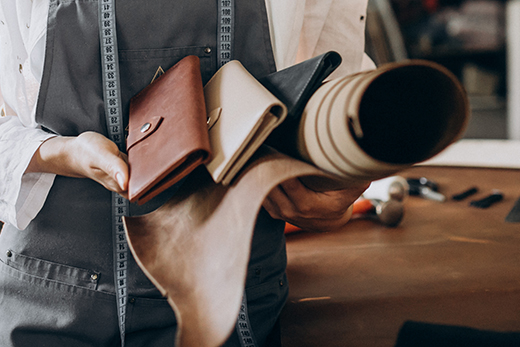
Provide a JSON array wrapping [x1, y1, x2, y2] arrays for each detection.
[[217, 0, 235, 68], [237, 292, 258, 347]]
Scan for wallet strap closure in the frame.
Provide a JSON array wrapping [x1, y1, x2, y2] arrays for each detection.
[[206, 107, 222, 131], [127, 116, 164, 151]]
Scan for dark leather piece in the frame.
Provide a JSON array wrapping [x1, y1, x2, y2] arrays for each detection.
[[259, 51, 342, 157], [259, 51, 341, 121], [395, 321, 520, 347], [127, 56, 211, 205]]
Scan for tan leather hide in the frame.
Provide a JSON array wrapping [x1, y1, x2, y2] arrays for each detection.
[[123, 147, 340, 347]]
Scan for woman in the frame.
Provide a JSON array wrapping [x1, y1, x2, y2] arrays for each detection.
[[0, 0, 372, 345]]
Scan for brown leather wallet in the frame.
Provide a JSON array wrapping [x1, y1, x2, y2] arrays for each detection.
[[127, 55, 211, 205]]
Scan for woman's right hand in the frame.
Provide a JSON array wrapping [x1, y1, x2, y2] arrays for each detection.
[[26, 131, 129, 197]]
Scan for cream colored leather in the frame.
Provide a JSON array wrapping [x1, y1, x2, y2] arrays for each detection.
[[204, 61, 288, 185]]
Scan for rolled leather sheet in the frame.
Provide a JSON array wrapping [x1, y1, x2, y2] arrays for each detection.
[[123, 59, 470, 346], [296, 59, 469, 190]]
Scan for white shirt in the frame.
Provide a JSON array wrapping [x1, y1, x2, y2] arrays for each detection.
[[0, 0, 372, 229]]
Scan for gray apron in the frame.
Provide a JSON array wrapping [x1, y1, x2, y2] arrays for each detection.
[[0, 0, 287, 345]]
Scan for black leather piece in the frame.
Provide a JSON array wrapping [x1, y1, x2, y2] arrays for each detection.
[[395, 321, 520, 347], [259, 51, 342, 156], [259, 51, 341, 120]]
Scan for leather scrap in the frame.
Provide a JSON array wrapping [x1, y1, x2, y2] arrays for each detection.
[[505, 197, 520, 223], [123, 146, 338, 347]]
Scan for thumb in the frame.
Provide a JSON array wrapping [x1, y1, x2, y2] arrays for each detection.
[[94, 148, 128, 193], [110, 154, 129, 192], [115, 171, 127, 191]]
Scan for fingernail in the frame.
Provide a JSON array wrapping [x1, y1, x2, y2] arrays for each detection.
[[116, 172, 125, 190]]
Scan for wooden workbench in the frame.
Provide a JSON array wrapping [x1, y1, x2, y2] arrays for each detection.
[[281, 166, 520, 346]]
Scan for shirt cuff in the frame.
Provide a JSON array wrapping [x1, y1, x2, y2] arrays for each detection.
[[0, 130, 57, 230], [15, 171, 56, 230]]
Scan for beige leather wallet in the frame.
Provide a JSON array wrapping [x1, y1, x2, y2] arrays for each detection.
[[203, 61, 287, 185]]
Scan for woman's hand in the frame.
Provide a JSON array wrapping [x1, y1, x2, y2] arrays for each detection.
[[26, 131, 129, 197], [263, 178, 370, 233]]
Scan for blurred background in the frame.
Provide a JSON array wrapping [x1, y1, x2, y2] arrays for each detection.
[[365, 0, 520, 140]]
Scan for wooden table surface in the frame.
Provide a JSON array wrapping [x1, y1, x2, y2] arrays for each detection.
[[281, 166, 520, 347]]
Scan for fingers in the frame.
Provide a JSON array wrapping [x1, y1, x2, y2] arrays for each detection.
[[34, 132, 129, 195], [264, 183, 346, 222], [262, 185, 290, 220], [263, 177, 370, 232], [76, 132, 129, 194], [89, 153, 128, 194], [29, 132, 129, 196], [278, 178, 352, 219]]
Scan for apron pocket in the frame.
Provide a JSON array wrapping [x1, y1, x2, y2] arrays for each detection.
[[1, 250, 101, 291], [119, 45, 213, 106], [241, 274, 289, 346], [246, 273, 288, 316]]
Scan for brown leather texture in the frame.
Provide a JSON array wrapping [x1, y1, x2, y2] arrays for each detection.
[[281, 166, 520, 347], [127, 55, 211, 204], [123, 146, 336, 347]]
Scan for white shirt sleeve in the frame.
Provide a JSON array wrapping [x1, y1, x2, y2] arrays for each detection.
[[0, 0, 56, 230], [0, 115, 56, 230]]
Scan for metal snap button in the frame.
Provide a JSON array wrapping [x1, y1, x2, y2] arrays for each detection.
[[204, 47, 212, 54], [90, 273, 98, 281], [6, 250, 12, 257], [140, 122, 151, 133]]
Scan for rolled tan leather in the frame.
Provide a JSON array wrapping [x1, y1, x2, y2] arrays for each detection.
[[298, 60, 469, 186]]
